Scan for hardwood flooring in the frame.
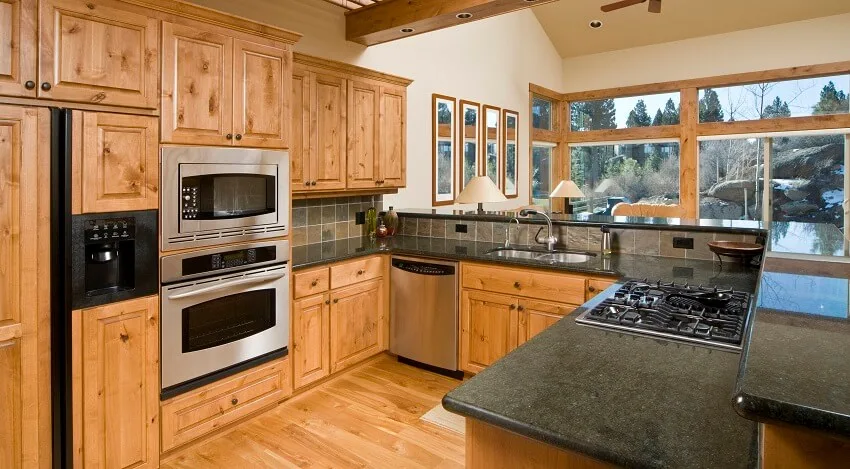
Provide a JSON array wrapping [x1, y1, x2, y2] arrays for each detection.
[[160, 354, 466, 469]]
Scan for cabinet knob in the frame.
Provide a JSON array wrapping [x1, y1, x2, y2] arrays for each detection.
[[509, 304, 516, 310], [514, 281, 521, 289], [226, 133, 233, 140], [235, 134, 243, 140], [231, 398, 238, 406], [24, 81, 35, 90], [517, 305, 525, 312], [325, 300, 330, 305], [333, 298, 339, 304], [588, 286, 596, 293], [305, 181, 310, 186], [357, 269, 365, 275], [311, 181, 317, 186], [41, 82, 52, 91], [311, 279, 318, 287]]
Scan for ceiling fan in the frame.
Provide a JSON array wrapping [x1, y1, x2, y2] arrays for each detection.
[[601, 0, 662, 14]]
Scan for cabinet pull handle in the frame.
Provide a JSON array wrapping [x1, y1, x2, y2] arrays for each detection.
[[235, 134, 243, 140], [24, 81, 35, 90], [41, 82, 52, 91], [311, 181, 317, 186], [325, 300, 330, 305], [333, 298, 339, 304], [226, 134, 233, 140], [311, 279, 318, 287], [514, 281, 520, 289], [588, 286, 596, 293], [305, 181, 310, 186], [509, 304, 516, 310], [119, 333, 129, 343], [231, 398, 238, 406], [357, 269, 365, 275], [517, 305, 525, 312]]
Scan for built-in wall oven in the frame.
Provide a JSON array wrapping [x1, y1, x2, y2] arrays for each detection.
[[161, 146, 289, 251], [160, 240, 290, 399]]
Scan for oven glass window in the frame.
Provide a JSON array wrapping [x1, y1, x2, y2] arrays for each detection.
[[184, 174, 275, 220], [181, 289, 276, 353]]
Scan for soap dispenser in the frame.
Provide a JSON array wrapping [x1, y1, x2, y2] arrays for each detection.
[[601, 225, 612, 257]]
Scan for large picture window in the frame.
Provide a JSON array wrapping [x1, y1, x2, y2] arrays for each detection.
[[432, 94, 456, 206], [570, 92, 680, 131], [531, 143, 554, 208]]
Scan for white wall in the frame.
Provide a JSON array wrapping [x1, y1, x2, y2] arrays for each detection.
[[190, 0, 564, 210], [561, 13, 850, 93]]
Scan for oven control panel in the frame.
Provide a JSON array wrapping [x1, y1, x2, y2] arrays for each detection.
[[181, 184, 199, 219], [84, 217, 136, 244], [181, 246, 276, 276]]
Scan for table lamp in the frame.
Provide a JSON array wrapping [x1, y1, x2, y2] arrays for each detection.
[[456, 176, 507, 213], [550, 180, 585, 215]]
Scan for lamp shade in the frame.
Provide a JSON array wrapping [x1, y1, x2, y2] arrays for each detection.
[[550, 180, 585, 198], [456, 176, 507, 204]]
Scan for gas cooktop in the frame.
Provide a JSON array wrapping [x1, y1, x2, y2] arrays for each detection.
[[575, 280, 752, 351]]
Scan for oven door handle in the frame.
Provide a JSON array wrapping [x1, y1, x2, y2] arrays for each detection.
[[167, 273, 286, 300]]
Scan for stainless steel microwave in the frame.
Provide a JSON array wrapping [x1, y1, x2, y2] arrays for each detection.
[[161, 146, 289, 251]]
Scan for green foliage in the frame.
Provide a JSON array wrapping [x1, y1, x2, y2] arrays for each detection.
[[652, 109, 663, 126], [437, 103, 452, 125], [812, 81, 849, 115], [699, 88, 725, 122], [571, 99, 617, 130], [763, 96, 791, 119], [532, 97, 552, 129], [626, 99, 652, 127], [464, 108, 477, 126], [661, 98, 680, 125]]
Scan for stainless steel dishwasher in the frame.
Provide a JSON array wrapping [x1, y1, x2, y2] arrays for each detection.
[[390, 256, 460, 377]]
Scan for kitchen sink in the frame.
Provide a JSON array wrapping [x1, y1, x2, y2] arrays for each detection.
[[485, 248, 595, 263]]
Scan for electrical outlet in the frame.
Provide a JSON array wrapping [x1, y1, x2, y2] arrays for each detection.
[[672, 237, 694, 249], [355, 211, 366, 225], [455, 223, 468, 233]]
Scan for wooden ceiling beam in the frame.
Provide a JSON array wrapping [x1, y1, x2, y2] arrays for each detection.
[[345, 0, 559, 46]]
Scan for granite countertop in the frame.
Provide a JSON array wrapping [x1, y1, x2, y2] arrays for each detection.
[[292, 236, 758, 286], [443, 281, 759, 469], [734, 256, 850, 437]]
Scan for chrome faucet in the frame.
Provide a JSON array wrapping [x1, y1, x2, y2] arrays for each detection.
[[519, 209, 557, 251], [505, 218, 520, 248]]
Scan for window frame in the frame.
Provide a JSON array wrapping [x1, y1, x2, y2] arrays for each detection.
[[432, 93, 457, 207], [503, 109, 520, 198], [457, 100, 481, 194], [482, 104, 502, 190], [529, 85, 563, 210]]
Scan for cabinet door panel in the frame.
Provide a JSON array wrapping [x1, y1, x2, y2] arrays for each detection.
[[38, 0, 158, 108], [293, 294, 330, 389], [76, 112, 158, 214], [233, 40, 290, 149], [291, 66, 310, 190], [330, 279, 384, 373], [0, 0, 36, 97], [346, 79, 379, 189], [518, 299, 575, 345], [379, 85, 406, 188], [460, 290, 518, 374], [74, 296, 159, 469], [161, 21, 232, 145], [311, 72, 346, 191]]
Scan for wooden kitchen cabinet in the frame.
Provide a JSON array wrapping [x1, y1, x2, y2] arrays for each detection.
[[587, 279, 615, 301], [38, 0, 159, 108], [518, 299, 576, 345], [378, 84, 407, 188], [161, 20, 292, 148], [346, 78, 380, 189], [290, 65, 310, 188], [461, 290, 519, 374], [0, 105, 50, 469], [72, 295, 160, 469], [0, 0, 37, 98], [72, 111, 159, 214], [330, 278, 386, 373], [292, 293, 331, 388]]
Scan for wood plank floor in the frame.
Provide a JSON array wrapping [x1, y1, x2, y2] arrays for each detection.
[[160, 355, 466, 469]]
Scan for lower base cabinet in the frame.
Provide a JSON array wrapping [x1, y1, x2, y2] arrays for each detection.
[[460, 290, 519, 374], [330, 278, 386, 373], [160, 358, 291, 452], [292, 293, 332, 389], [72, 295, 160, 469]]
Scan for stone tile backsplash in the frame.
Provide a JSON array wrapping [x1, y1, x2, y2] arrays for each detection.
[[291, 195, 383, 246], [397, 215, 759, 261]]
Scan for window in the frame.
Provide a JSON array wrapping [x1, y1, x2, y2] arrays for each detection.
[[570, 92, 680, 131], [483, 106, 501, 189], [699, 74, 850, 123], [459, 101, 481, 191], [531, 143, 554, 208], [432, 94, 456, 206], [698, 138, 765, 221], [503, 110, 519, 198], [570, 142, 680, 214], [532, 95, 553, 130]]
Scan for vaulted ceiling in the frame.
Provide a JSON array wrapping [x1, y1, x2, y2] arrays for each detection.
[[534, 0, 850, 58]]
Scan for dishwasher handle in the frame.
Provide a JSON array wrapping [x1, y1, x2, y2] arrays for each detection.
[[391, 258, 455, 276]]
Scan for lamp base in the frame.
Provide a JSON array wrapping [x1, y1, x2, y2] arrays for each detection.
[[565, 199, 573, 215], [477, 202, 484, 213]]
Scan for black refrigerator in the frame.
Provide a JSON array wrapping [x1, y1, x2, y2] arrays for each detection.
[[49, 108, 159, 468]]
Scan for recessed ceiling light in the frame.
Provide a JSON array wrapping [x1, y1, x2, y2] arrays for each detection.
[[589, 20, 603, 29], [457, 12, 473, 19], [400, 27, 415, 33]]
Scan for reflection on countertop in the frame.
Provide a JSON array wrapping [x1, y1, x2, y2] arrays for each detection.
[[767, 221, 848, 257]]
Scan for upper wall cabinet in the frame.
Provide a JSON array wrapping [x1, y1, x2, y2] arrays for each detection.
[[0, 0, 37, 98], [161, 19, 292, 148], [291, 54, 411, 194], [38, 0, 159, 108]]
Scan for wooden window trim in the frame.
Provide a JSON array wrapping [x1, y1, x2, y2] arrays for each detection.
[[482, 104, 502, 190], [457, 100, 481, 194], [432, 93, 457, 207]]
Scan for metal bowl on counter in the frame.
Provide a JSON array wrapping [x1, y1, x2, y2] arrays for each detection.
[[707, 240, 764, 266]]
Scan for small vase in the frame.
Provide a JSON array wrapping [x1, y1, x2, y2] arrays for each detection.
[[384, 206, 399, 236], [366, 207, 377, 238], [376, 221, 388, 238]]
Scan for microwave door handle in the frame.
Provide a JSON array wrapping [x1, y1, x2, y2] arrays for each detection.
[[167, 273, 287, 300]]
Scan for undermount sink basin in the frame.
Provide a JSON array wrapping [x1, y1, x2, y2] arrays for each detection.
[[485, 248, 594, 264]]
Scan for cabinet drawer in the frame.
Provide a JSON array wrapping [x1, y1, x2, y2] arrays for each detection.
[[161, 358, 291, 452], [462, 263, 586, 305], [587, 278, 615, 301], [330, 256, 384, 289], [294, 267, 330, 299]]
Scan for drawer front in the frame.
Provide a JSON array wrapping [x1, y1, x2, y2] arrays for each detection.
[[462, 263, 586, 305], [161, 358, 291, 452], [587, 278, 615, 301], [330, 256, 384, 289], [294, 267, 330, 299]]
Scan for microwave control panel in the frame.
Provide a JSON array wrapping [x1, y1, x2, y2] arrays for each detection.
[[181, 184, 199, 219], [181, 246, 277, 276], [84, 217, 136, 244]]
